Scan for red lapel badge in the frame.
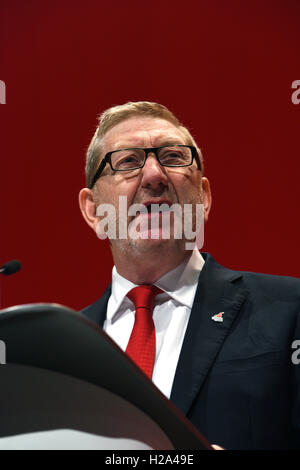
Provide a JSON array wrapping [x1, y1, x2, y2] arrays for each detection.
[[211, 312, 224, 323]]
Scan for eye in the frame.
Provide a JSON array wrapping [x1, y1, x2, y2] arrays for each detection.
[[158, 146, 191, 166], [120, 156, 139, 164], [162, 151, 182, 162], [111, 150, 144, 170]]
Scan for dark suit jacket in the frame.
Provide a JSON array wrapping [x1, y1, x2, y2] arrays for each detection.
[[82, 252, 300, 450]]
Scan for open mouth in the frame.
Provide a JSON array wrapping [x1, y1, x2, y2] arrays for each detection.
[[128, 200, 176, 235], [143, 200, 172, 214]]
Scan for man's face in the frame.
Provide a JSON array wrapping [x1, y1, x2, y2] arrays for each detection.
[[90, 116, 211, 254]]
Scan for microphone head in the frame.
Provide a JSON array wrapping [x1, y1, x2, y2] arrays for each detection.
[[0, 260, 22, 276]]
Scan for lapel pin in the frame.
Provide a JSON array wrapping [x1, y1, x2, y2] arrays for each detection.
[[212, 312, 224, 323]]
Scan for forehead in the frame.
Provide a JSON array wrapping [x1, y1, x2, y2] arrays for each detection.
[[102, 116, 187, 151]]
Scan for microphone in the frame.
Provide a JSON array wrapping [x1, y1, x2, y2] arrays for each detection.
[[0, 260, 22, 276]]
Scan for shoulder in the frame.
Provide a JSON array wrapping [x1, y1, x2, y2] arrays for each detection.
[[237, 270, 300, 301], [202, 252, 300, 302]]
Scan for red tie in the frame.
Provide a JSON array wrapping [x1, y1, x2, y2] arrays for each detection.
[[126, 285, 162, 379]]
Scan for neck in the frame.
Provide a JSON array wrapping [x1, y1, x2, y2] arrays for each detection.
[[111, 242, 191, 284]]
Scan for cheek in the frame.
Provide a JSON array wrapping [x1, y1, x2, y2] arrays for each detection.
[[171, 173, 202, 204], [96, 179, 137, 213], [96, 178, 117, 204]]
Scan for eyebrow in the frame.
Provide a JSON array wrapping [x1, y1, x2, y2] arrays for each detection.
[[112, 139, 185, 150], [154, 138, 185, 147]]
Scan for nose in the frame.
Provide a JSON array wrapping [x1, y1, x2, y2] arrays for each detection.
[[140, 152, 169, 192]]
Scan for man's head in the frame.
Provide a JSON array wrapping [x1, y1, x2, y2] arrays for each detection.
[[79, 101, 212, 282]]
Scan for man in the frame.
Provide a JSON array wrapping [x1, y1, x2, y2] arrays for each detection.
[[79, 101, 300, 450]]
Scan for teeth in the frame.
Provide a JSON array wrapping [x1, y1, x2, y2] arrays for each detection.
[[147, 204, 170, 213]]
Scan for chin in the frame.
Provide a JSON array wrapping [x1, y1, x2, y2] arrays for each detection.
[[128, 235, 185, 254]]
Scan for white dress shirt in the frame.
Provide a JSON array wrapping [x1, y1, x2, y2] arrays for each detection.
[[103, 249, 205, 399]]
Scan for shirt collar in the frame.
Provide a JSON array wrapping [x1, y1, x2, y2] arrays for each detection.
[[155, 248, 204, 308], [107, 248, 205, 322]]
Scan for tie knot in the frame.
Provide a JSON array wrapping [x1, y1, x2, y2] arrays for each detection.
[[127, 285, 162, 310]]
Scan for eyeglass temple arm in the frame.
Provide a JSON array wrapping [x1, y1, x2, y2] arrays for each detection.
[[89, 157, 108, 188], [191, 147, 202, 171]]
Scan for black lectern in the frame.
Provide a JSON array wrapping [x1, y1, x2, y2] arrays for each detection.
[[0, 303, 211, 450]]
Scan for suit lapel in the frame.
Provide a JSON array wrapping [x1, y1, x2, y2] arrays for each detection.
[[170, 253, 249, 416]]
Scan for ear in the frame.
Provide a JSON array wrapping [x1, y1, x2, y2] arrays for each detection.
[[201, 177, 212, 223], [78, 188, 99, 233]]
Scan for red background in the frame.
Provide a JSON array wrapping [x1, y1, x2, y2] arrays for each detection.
[[1, 0, 299, 310]]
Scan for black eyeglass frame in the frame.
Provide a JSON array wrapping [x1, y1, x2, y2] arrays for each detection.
[[89, 145, 201, 188]]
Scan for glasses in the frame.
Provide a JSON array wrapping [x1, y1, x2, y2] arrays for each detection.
[[89, 145, 201, 188]]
